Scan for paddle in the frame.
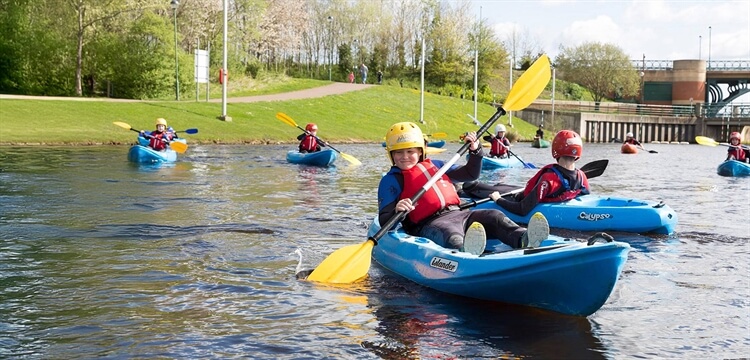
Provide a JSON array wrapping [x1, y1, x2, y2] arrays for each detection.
[[305, 54, 551, 283], [696, 136, 750, 150], [457, 159, 609, 209], [425, 132, 447, 138], [482, 129, 536, 169], [275, 112, 362, 166], [175, 128, 198, 134], [113, 121, 188, 153]]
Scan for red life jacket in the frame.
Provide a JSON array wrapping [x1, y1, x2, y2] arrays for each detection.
[[490, 137, 509, 157], [728, 146, 746, 161], [523, 164, 590, 203], [299, 135, 318, 152], [399, 159, 460, 224], [148, 131, 168, 151]]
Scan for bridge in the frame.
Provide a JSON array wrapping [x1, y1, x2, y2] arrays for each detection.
[[518, 59, 750, 144]]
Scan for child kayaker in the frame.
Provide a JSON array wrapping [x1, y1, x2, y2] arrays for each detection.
[[624, 132, 645, 151], [482, 124, 511, 158], [297, 123, 327, 153], [378, 121, 549, 255], [725, 132, 748, 162], [489, 130, 590, 216], [140, 118, 173, 151]]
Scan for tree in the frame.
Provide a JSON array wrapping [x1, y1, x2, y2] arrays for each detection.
[[555, 42, 640, 103]]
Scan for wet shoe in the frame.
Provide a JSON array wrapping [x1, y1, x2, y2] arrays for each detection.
[[586, 232, 614, 246], [462, 222, 486, 255], [522, 212, 549, 248]]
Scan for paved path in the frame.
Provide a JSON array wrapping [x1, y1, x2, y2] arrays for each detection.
[[0, 82, 374, 103]]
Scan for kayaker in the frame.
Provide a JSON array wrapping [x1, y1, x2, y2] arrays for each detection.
[[140, 118, 173, 151], [623, 132, 645, 150], [489, 130, 590, 216], [378, 121, 550, 255], [536, 125, 544, 139], [482, 124, 511, 158], [297, 123, 327, 153], [725, 132, 748, 162]]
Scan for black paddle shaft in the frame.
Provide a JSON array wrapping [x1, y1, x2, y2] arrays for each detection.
[[457, 159, 609, 209], [370, 107, 507, 245]]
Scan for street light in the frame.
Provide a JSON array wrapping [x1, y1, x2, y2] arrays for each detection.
[[327, 16, 333, 81], [170, 0, 179, 101], [708, 26, 712, 69]]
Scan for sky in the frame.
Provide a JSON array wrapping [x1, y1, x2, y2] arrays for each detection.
[[471, 0, 750, 63]]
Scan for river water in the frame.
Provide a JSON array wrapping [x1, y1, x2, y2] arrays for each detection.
[[0, 142, 747, 359]]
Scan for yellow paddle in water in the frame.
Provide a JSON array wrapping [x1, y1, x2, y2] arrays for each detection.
[[275, 113, 362, 166], [425, 132, 448, 138], [113, 121, 188, 153], [306, 54, 552, 284]]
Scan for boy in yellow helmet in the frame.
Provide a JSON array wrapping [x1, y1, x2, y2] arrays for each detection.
[[140, 118, 174, 151], [377, 122, 549, 255]]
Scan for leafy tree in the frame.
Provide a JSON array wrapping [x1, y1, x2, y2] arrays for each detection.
[[555, 42, 640, 103]]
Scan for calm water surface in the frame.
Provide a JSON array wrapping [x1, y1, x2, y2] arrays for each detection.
[[0, 142, 748, 359]]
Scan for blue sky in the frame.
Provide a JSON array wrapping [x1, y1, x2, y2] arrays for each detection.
[[471, 0, 749, 62]]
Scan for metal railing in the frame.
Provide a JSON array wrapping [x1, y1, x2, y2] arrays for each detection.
[[631, 59, 750, 71]]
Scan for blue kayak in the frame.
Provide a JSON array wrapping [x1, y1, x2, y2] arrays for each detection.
[[368, 217, 630, 316], [479, 155, 528, 170], [381, 140, 445, 148], [286, 149, 338, 167], [717, 160, 750, 177], [471, 194, 678, 234], [127, 137, 185, 164]]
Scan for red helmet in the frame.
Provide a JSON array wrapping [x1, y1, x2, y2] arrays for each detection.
[[551, 130, 583, 159], [730, 132, 741, 141], [305, 123, 318, 132]]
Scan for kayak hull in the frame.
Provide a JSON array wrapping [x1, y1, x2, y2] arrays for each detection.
[[128, 145, 177, 163], [479, 155, 527, 169], [369, 217, 630, 316], [621, 143, 638, 154], [286, 149, 338, 167], [472, 194, 677, 234], [532, 138, 550, 148], [128, 137, 185, 163], [717, 160, 750, 177]]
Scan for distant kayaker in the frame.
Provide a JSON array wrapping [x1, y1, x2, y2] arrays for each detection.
[[726, 131, 748, 163], [482, 124, 511, 158], [536, 124, 544, 139], [378, 122, 550, 256], [489, 130, 591, 216], [297, 123, 327, 153], [623, 132, 646, 151], [140, 118, 174, 151]]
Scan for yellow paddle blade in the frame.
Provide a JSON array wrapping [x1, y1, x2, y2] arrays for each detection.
[[275, 112, 298, 128], [504, 54, 551, 111], [340, 152, 362, 166], [695, 136, 719, 146], [427, 132, 448, 138], [306, 240, 374, 283], [426, 147, 447, 154], [169, 141, 188, 153], [113, 121, 132, 130]]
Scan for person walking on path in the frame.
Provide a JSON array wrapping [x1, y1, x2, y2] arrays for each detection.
[[360, 63, 368, 84]]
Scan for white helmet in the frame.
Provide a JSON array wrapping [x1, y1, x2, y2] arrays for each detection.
[[495, 124, 507, 133], [626, 132, 633, 138]]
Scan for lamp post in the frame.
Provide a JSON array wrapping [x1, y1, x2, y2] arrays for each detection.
[[170, 0, 179, 101], [708, 26, 712, 69], [327, 16, 333, 81]]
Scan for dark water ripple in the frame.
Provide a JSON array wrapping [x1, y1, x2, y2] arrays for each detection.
[[0, 144, 748, 359]]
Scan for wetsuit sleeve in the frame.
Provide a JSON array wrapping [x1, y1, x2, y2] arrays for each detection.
[[377, 172, 401, 226], [444, 153, 482, 183], [494, 186, 540, 216], [297, 133, 305, 140]]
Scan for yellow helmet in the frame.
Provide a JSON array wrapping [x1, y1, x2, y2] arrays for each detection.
[[156, 118, 168, 126], [385, 122, 425, 165]]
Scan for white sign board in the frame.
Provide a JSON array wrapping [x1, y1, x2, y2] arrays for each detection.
[[194, 49, 209, 83]]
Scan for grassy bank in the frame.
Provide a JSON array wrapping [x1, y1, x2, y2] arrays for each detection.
[[0, 84, 540, 146]]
